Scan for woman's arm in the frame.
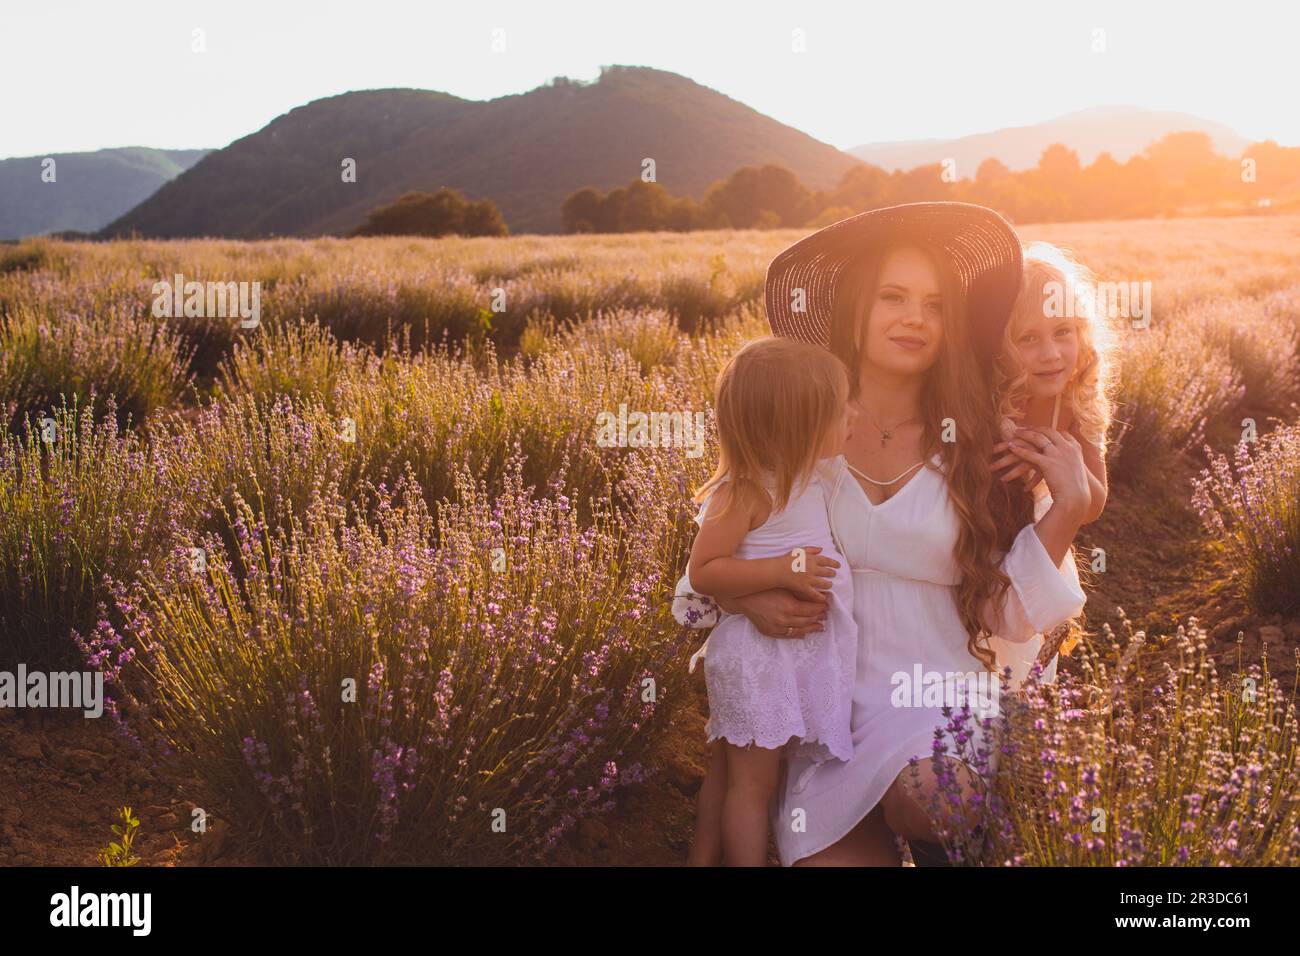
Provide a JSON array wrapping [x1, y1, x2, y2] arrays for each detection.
[[993, 427, 1107, 519], [726, 589, 829, 638], [670, 571, 827, 638], [985, 522, 1087, 643], [987, 426, 1090, 642]]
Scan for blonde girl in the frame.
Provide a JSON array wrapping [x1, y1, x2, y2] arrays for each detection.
[[990, 241, 1117, 674], [684, 335, 858, 866], [992, 240, 1115, 518]]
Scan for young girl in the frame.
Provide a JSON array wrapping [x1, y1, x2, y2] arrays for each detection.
[[991, 241, 1116, 672], [684, 335, 858, 867]]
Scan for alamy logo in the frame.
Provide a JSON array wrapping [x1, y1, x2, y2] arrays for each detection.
[[890, 664, 1001, 718], [1043, 278, 1153, 329], [0, 665, 103, 718], [49, 886, 151, 936], [595, 403, 706, 458], [151, 273, 261, 328]]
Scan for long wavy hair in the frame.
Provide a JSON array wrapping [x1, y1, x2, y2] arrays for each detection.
[[994, 241, 1118, 452], [694, 336, 850, 524], [828, 242, 1033, 670]]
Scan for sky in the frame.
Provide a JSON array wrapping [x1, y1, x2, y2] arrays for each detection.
[[3, 0, 1298, 159]]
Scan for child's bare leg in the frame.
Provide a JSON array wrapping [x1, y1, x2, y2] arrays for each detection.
[[721, 742, 783, 866], [687, 741, 727, 866]]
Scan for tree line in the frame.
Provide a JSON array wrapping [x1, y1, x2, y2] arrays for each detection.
[[563, 132, 1300, 232], [349, 131, 1300, 237]]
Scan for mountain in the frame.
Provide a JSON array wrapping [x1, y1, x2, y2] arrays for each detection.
[[849, 106, 1250, 173], [102, 66, 864, 238], [0, 147, 211, 239]]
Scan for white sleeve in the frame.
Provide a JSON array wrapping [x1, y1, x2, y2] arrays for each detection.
[[671, 570, 721, 629], [986, 523, 1085, 643], [671, 493, 720, 629]]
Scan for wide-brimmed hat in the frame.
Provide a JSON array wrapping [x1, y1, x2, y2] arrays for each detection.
[[764, 201, 1023, 359]]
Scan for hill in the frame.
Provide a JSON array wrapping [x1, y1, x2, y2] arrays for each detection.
[[0, 147, 210, 239], [850, 106, 1249, 173], [103, 66, 864, 238]]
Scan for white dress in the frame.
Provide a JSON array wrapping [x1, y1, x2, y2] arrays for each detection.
[[693, 469, 859, 773], [673, 452, 1085, 865]]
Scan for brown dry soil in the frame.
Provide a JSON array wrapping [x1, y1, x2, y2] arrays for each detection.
[[2, 428, 1297, 867]]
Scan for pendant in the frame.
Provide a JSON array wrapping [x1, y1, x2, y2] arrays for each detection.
[[880, 431, 889, 447]]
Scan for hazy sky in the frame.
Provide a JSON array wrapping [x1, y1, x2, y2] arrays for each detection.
[[3, 0, 1297, 158]]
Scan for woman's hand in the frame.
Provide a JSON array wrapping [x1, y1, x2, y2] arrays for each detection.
[[1006, 427, 1090, 566], [1006, 426, 1090, 518], [730, 588, 828, 639], [991, 441, 1043, 489]]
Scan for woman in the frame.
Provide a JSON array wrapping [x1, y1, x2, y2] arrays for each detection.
[[673, 202, 1090, 866]]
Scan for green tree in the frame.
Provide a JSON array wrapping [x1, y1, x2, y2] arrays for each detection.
[[350, 188, 508, 237], [1144, 131, 1218, 183], [1080, 151, 1125, 219], [976, 157, 1011, 185], [561, 186, 604, 233], [827, 163, 891, 212], [614, 179, 676, 232], [702, 164, 812, 229]]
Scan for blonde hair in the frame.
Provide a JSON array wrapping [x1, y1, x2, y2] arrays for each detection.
[[995, 241, 1117, 452], [829, 242, 1033, 671], [694, 336, 849, 522]]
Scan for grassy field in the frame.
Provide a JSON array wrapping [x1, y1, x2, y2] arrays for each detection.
[[1, 214, 1298, 865]]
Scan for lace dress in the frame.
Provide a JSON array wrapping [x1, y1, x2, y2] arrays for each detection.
[[691, 469, 858, 773]]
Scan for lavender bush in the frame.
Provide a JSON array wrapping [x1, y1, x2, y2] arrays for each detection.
[[1108, 325, 1244, 483], [1193, 423, 1300, 615], [0, 398, 195, 668], [216, 321, 709, 519], [83, 449, 695, 863], [1190, 296, 1300, 412], [0, 306, 194, 430], [920, 615, 1300, 865]]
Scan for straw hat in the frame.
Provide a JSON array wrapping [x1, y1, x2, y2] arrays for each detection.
[[764, 202, 1023, 359]]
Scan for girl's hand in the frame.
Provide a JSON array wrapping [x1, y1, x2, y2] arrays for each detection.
[[1006, 427, 1090, 519], [731, 589, 827, 639], [991, 441, 1043, 489], [778, 546, 840, 603]]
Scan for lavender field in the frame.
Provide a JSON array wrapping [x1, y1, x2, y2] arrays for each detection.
[[2, 214, 1299, 865]]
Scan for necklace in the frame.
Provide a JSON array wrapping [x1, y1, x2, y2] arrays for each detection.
[[846, 459, 925, 486], [858, 403, 922, 447]]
